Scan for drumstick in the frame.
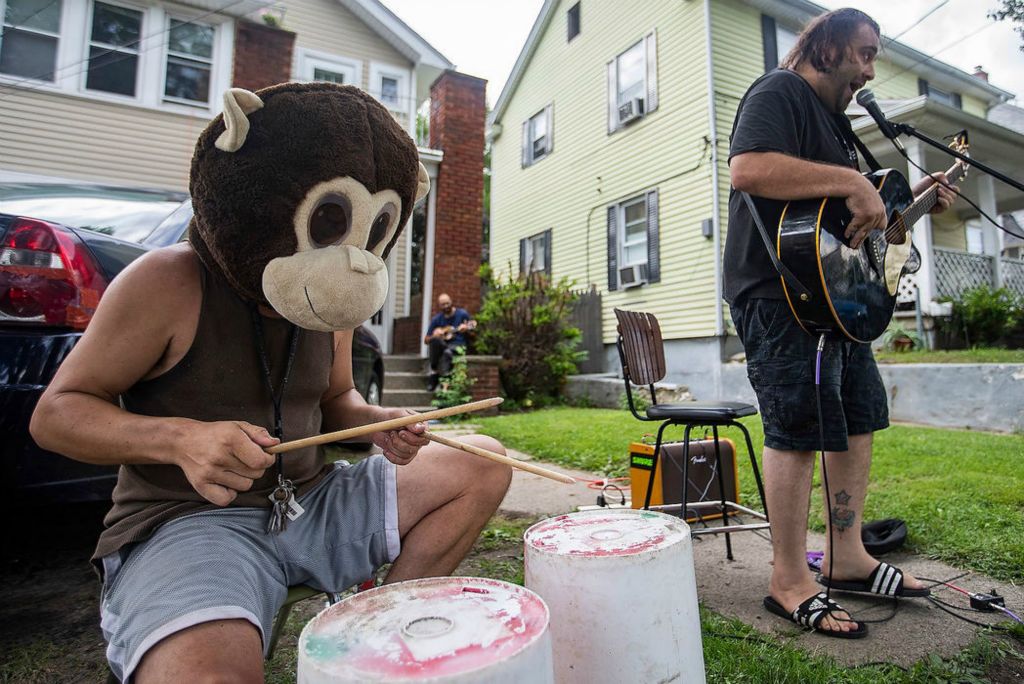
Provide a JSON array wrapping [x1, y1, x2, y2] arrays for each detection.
[[424, 431, 575, 484], [267, 397, 503, 454]]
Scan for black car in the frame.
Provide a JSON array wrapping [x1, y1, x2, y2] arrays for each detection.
[[0, 182, 384, 504]]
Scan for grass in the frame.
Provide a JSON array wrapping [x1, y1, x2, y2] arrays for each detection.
[[874, 348, 1024, 364], [475, 407, 1024, 582], [261, 516, 1023, 684]]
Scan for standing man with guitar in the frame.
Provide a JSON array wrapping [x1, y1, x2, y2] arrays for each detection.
[[725, 8, 958, 637], [424, 293, 477, 391]]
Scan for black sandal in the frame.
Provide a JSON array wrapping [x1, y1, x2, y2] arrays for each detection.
[[818, 561, 931, 598], [763, 592, 868, 639]]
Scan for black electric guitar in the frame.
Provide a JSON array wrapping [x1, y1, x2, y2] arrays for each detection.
[[777, 133, 969, 342]]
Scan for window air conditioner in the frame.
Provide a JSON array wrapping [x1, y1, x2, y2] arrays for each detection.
[[618, 263, 648, 288], [617, 97, 645, 125]]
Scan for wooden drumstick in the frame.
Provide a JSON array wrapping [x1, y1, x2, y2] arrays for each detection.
[[424, 431, 575, 484], [267, 397, 503, 454]]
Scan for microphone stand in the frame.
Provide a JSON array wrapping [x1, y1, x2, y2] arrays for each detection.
[[892, 122, 1024, 193]]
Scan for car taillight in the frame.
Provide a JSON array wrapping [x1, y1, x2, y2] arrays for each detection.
[[0, 217, 108, 329]]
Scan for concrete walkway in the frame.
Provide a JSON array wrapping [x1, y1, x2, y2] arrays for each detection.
[[431, 424, 1024, 668]]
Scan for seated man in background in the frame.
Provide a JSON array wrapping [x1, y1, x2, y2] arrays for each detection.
[[424, 293, 476, 391]]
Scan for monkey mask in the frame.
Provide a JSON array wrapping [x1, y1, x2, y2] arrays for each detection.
[[188, 82, 429, 331]]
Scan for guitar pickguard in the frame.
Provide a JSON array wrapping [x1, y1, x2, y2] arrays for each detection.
[[883, 238, 911, 296]]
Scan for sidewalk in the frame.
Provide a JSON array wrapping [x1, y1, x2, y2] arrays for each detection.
[[432, 425, 1024, 668]]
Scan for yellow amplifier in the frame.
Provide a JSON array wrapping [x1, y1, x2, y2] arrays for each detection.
[[629, 440, 740, 522]]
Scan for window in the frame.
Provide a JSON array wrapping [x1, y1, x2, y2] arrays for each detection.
[[298, 49, 360, 86], [965, 220, 984, 255], [761, 15, 798, 71], [369, 62, 410, 114], [918, 79, 962, 109], [606, 190, 659, 290], [520, 229, 551, 275], [163, 17, 214, 104], [567, 2, 580, 42], [86, 2, 142, 96], [521, 105, 553, 167], [606, 31, 657, 133], [0, 0, 62, 81]]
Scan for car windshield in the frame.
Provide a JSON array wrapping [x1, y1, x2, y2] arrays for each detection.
[[0, 184, 186, 244]]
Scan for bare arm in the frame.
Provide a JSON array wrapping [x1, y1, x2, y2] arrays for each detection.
[[730, 151, 887, 249], [321, 330, 428, 465], [29, 245, 276, 505]]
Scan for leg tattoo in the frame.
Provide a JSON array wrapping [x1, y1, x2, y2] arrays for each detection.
[[830, 489, 855, 533]]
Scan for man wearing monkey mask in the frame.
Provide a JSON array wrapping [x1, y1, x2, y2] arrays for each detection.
[[30, 83, 512, 682]]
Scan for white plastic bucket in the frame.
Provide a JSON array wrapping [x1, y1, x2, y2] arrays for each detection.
[[297, 576, 553, 683], [524, 509, 705, 684]]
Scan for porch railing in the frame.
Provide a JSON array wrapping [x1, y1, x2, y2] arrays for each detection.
[[897, 248, 1024, 304]]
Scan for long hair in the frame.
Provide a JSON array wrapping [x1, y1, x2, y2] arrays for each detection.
[[780, 8, 880, 73]]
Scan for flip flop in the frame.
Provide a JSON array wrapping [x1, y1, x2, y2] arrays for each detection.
[[818, 561, 931, 598], [763, 593, 868, 639]]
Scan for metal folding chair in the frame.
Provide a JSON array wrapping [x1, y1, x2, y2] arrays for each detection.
[[614, 308, 770, 559]]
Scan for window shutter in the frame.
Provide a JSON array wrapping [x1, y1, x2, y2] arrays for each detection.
[[953, 93, 962, 109], [761, 15, 778, 71], [521, 120, 531, 167], [918, 78, 929, 96], [645, 31, 658, 114], [607, 60, 618, 134], [544, 228, 553, 276], [607, 205, 618, 290], [545, 104, 554, 155], [646, 190, 660, 284], [519, 237, 527, 274]]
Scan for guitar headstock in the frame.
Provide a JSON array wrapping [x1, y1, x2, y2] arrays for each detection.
[[948, 130, 970, 177]]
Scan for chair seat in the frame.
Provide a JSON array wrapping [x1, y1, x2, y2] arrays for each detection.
[[646, 400, 756, 421]]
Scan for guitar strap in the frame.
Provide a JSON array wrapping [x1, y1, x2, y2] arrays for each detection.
[[740, 191, 813, 302]]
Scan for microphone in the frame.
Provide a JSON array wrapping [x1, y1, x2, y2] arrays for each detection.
[[856, 89, 905, 152]]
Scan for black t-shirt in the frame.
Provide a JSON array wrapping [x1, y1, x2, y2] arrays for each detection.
[[723, 69, 862, 305]]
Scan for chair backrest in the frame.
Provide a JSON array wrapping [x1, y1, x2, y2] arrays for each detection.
[[614, 308, 667, 386]]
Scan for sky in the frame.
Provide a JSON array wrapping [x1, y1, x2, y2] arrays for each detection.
[[379, 0, 1023, 107]]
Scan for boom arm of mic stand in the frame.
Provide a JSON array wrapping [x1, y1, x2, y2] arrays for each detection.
[[893, 122, 1024, 193]]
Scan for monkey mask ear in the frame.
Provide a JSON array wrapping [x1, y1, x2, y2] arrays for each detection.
[[215, 88, 264, 152]]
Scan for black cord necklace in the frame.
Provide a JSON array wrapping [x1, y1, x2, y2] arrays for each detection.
[[250, 305, 301, 534]]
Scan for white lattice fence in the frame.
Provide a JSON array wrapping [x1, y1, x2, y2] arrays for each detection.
[[934, 248, 994, 299], [1002, 258, 1024, 296]]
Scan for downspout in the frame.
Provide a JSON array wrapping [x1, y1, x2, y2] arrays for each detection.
[[703, 0, 724, 399]]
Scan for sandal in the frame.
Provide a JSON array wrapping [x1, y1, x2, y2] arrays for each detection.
[[763, 592, 868, 639], [818, 561, 930, 598]]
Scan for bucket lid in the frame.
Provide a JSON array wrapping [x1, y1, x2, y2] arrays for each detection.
[[300, 576, 549, 681], [524, 509, 688, 557]]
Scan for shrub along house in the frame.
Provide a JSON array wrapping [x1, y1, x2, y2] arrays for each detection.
[[488, 0, 1024, 400], [0, 0, 487, 357]]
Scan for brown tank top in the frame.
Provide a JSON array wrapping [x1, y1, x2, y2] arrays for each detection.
[[93, 258, 333, 562]]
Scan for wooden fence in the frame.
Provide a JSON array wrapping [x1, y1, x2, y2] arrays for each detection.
[[569, 285, 605, 374]]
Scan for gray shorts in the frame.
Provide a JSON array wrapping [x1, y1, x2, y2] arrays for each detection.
[[100, 455, 398, 682]]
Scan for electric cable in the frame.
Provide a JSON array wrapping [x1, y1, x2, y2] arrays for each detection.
[[886, 0, 949, 42], [871, 20, 998, 90], [896, 143, 1024, 240]]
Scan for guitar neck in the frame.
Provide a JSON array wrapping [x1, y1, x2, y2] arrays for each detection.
[[900, 160, 966, 229]]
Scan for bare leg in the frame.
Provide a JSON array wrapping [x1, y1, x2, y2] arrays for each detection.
[[134, 619, 263, 683], [820, 433, 924, 589], [387, 435, 512, 583], [764, 447, 856, 633]]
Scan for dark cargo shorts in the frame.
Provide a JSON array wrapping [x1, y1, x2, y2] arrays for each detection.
[[730, 298, 889, 452]]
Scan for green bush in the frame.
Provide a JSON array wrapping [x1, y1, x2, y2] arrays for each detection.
[[431, 347, 474, 413], [475, 265, 585, 405], [948, 286, 1023, 348]]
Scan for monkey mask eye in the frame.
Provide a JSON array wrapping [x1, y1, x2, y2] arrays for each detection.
[[367, 202, 397, 253], [309, 193, 352, 247]]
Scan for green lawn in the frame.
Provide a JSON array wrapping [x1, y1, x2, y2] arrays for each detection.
[[474, 407, 1024, 582], [874, 348, 1024, 364]]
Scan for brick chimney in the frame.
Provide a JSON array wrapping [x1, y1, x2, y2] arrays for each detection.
[[428, 70, 487, 315], [232, 20, 295, 91], [972, 65, 989, 82]]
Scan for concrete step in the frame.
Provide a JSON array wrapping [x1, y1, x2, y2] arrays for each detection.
[[385, 354, 426, 374], [383, 388, 434, 408], [386, 371, 430, 390]]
